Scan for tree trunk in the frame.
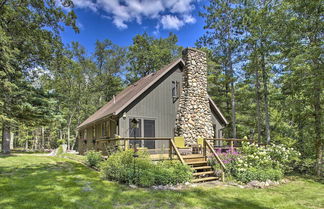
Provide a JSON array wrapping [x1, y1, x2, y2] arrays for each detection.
[[25, 139, 28, 150], [41, 126, 45, 150], [260, 45, 271, 144], [2, 123, 11, 154], [230, 76, 236, 139], [313, 60, 322, 176], [67, 125, 70, 150], [34, 131, 38, 150], [10, 131, 14, 149], [228, 48, 236, 139], [255, 56, 262, 144]]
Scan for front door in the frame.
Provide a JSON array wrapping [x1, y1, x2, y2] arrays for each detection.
[[144, 120, 155, 149]]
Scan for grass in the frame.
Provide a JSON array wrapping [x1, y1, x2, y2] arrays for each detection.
[[0, 154, 323, 209]]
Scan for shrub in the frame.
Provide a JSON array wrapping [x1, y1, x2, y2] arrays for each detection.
[[234, 167, 283, 183], [295, 158, 316, 175], [100, 150, 192, 187], [209, 150, 240, 176], [56, 145, 64, 155], [265, 144, 300, 173], [85, 150, 103, 168], [238, 142, 300, 174], [224, 142, 301, 183], [57, 139, 66, 145], [154, 160, 192, 185]]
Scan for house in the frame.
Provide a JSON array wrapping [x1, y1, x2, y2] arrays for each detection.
[[77, 48, 228, 155]]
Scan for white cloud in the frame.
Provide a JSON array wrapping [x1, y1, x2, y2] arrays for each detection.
[[183, 14, 196, 24], [160, 15, 184, 30], [70, 0, 197, 30], [72, 0, 97, 11]]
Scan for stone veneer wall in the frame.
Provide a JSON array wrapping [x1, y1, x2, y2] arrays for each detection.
[[174, 48, 214, 146]]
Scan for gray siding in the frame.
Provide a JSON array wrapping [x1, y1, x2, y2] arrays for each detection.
[[118, 65, 183, 149], [211, 109, 224, 138]]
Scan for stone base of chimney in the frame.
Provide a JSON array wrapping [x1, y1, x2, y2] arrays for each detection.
[[174, 48, 214, 146]]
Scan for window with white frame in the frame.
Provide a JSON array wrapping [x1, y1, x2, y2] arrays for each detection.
[[172, 81, 180, 101]]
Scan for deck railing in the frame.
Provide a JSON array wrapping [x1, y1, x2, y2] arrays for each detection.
[[205, 138, 255, 154], [93, 137, 256, 156], [96, 137, 186, 162], [203, 139, 226, 181]]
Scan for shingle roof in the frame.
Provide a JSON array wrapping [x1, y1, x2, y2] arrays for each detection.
[[78, 58, 228, 128]]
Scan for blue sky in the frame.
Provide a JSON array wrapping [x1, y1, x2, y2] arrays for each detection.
[[61, 0, 208, 54]]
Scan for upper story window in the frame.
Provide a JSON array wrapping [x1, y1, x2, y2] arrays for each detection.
[[172, 81, 180, 101]]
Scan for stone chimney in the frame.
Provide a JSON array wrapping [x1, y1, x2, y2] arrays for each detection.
[[174, 48, 214, 146]]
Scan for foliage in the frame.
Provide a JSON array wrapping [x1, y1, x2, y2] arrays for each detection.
[[236, 142, 300, 173], [85, 150, 103, 168], [198, 0, 323, 176], [126, 32, 182, 83], [209, 142, 301, 183], [56, 145, 64, 156], [153, 160, 192, 185], [235, 167, 283, 183], [100, 150, 192, 187], [0, 0, 78, 153], [295, 158, 316, 175], [211, 149, 240, 173]]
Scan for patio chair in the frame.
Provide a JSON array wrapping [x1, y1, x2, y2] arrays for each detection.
[[174, 136, 192, 155], [196, 137, 204, 154]]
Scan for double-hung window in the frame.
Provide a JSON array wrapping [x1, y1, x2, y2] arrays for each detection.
[[172, 81, 180, 101]]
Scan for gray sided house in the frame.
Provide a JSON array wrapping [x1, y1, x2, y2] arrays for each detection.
[[77, 48, 228, 155]]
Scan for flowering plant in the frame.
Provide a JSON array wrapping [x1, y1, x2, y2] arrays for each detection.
[[235, 142, 300, 171]]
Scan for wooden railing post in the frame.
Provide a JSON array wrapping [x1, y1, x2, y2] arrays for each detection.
[[221, 170, 225, 182], [170, 139, 185, 164], [203, 139, 207, 159], [169, 139, 173, 160], [230, 140, 234, 154]]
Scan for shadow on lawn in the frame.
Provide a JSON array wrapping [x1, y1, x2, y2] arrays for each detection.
[[0, 154, 18, 158], [0, 158, 270, 209]]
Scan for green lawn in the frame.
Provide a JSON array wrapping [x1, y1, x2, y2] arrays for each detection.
[[0, 155, 323, 209]]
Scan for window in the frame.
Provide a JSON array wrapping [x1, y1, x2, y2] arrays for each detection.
[[172, 81, 180, 101], [101, 122, 107, 137]]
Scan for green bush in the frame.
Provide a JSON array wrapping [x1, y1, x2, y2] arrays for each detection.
[[228, 142, 301, 183], [100, 150, 192, 187], [154, 160, 192, 185], [85, 150, 103, 168], [56, 145, 64, 155], [295, 158, 316, 175], [265, 144, 300, 173], [237, 142, 300, 174], [234, 167, 283, 183]]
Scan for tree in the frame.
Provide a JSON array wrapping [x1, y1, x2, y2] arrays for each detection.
[[197, 0, 245, 138], [0, 0, 78, 153], [93, 39, 125, 103], [126, 32, 182, 83], [276, 0, 323, 176]]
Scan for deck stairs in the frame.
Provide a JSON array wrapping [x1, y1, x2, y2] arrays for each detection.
[[182, 154, 220, 183]]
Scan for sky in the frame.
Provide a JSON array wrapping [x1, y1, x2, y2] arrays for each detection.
[[60, 0, 208, 54]]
